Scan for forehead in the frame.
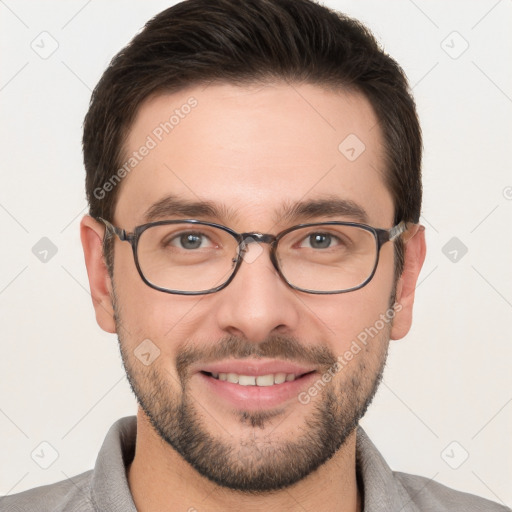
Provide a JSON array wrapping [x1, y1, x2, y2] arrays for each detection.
[[115, 82, 393, 229]]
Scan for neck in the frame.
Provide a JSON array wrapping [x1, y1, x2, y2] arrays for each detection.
[[127, 410, 362, 512]]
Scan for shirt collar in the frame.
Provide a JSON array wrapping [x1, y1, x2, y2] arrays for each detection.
[[90, 416, 419, 512], [356, 426, 421, 511], [90, 416, 137, 511]]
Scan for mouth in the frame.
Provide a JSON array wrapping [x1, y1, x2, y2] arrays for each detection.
[[201, 370, 315, 386], [195, 360, 319, 410]]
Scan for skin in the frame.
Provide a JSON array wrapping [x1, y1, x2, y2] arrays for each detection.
[[81, 82, 426, 512]]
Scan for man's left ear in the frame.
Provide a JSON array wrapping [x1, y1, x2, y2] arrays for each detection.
[[390, 225, 426, 340]]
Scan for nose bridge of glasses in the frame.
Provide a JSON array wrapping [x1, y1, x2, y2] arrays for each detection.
[[239, 232, 276, 250]]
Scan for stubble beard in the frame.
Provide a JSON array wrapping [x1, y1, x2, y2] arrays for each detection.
[[114, 301, 391, 492]]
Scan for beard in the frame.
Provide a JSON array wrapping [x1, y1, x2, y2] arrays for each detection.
[[114, 302, 391, 493]]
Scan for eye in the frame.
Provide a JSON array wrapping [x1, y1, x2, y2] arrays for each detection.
[[300, 233, 340, 249], [167, 232, 214, 250]]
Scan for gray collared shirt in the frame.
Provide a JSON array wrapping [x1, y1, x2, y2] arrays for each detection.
[[1, 416, 509, 511]]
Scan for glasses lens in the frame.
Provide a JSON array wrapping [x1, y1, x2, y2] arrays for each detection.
[[276, 224, 378, 292], [137, 223, 238, 293]]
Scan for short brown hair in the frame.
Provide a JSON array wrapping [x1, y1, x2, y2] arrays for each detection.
[[83, 0, 422, 277]]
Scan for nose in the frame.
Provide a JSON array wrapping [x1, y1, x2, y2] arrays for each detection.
[[214, 243, 301, 343]]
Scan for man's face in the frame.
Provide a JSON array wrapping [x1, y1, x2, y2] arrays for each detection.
[[109, 83, 398, 490]]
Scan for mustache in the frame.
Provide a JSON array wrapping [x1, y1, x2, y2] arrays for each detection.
[[176, 334, 337, 380]]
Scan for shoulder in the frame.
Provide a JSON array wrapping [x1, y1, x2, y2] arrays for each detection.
[[0, 470, 95, 512], [395, 471, 511, 512]]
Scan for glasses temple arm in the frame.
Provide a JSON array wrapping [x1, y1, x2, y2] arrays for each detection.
[[389, 221, 425, 242], [98, 217, 127, 241]]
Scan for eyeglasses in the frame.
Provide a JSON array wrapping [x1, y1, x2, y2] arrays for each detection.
[[99, 218, 412, 295]]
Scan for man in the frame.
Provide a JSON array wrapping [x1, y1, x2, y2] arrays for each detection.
[[2, 0, 509, 510]]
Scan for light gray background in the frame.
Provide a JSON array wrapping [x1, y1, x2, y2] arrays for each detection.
[[1, 0, 511, 506]]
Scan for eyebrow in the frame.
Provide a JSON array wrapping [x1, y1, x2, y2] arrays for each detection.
[[275, 197, 369, 224], [142, 194, 369, 225], [143, 195, 235, 223]]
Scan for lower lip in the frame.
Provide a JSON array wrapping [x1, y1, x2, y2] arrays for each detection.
[[197, 371, 317, 410]]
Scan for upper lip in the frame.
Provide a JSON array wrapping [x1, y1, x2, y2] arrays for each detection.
[[197, 359, 317, 377]]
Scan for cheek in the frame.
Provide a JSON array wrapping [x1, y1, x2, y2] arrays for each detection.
[[112, 254, 211, 356], [303, 253, 396, 353], [111, 244, 173, 346], [304, 291, 392, 353]]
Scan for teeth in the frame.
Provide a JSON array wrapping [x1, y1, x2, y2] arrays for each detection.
[[210, 371, 299, 386], [274, 372, 287, 384], [256, 374, 274, 386], [226, 373, 239, 384], [239, 375, 256, 386]]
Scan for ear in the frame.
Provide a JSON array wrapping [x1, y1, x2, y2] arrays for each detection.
[[390, 225, 426, 340], [80, 215, 116, 333]]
